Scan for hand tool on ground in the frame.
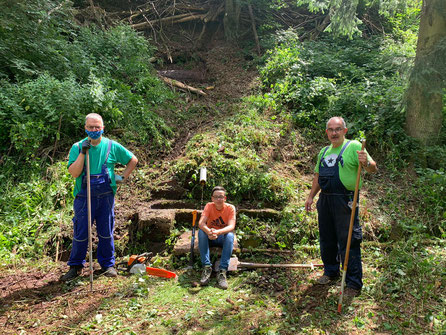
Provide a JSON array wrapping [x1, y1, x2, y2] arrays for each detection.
[[214, 256, 323, 271], [116, 253, 177, 279], [188, 210, 198, 269], [86, 147, 93, 291], [337, 140, 366, 313]]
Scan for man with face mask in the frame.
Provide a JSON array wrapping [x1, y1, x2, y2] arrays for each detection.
[[60, 113, 138, 281]]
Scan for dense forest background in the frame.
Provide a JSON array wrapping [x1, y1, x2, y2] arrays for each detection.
[[0, 0, 445, 334]]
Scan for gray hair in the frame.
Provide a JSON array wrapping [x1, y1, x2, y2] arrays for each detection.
[[326, 116, 346, 129], [85, 113, 103, 125]]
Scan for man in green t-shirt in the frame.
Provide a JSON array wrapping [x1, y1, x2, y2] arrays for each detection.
[[305, 116, 377, 296], [60, 113, 138, 281]]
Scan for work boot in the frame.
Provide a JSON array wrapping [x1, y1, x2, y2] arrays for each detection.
[[102, 266, 118, 277], [200, 266, 212, 286], [344, 286, 361, 297], [60, 266, 82, 282], [217, 269, 228, 290], [316, 274, 339, 285]]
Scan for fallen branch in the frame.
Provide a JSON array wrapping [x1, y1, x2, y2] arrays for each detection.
[[159, 75, 207, 96], [131, 13, 196, 29]]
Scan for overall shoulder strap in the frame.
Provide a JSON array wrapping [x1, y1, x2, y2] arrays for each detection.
[[319, 146, 330, 167], [336, 140, 351, 167], [338, 140, 351, 158], [104, 139, 113, 163]]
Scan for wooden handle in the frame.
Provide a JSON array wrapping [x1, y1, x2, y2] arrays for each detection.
[[86, 148, 93, 292], [192, 210, 197, 227]]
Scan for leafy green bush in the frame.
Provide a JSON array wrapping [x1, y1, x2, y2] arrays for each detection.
[[173, 106, 296, 207], [0, 3, 176, 167], [415, 168, 446, 237], [0, 162, 74, 259], [260, 30, 416, 170], [0, 0, 74, 81]]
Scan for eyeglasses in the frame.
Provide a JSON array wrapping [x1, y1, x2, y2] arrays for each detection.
[[86, 126, 102, 131], [326, 127, 344, 133], [212, 196, 225, 200]]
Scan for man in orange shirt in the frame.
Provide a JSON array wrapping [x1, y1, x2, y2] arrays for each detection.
[[198, 186, 236, 289]]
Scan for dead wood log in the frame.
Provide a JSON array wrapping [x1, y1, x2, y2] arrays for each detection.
[[159, 75, 207, 96], [173, 14, 206, 24], [131, 13, 192, 29]]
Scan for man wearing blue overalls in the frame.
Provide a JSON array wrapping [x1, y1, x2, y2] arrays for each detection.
[[61, 113, 138, 281], [305, 117, 377, 296]]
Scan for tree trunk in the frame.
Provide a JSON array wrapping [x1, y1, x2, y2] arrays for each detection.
[[405, 0, 446, 144], [223, 0, 241, 41]]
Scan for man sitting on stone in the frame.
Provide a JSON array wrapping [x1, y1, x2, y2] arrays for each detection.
[[198, 186, 236, 289]]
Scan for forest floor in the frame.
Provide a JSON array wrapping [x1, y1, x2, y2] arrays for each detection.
[[1, 37, 445, 335]]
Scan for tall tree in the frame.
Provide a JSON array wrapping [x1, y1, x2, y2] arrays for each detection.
[[294, 0, 445, 144], [405, 0, 446, 144], [223, 0, 241, 41]]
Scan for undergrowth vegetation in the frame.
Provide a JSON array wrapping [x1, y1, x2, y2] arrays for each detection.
[[0, 0, 445, 334], [174, 105, 300, 207], [0, 0, 176, 260], [258, 29, 446, 239]]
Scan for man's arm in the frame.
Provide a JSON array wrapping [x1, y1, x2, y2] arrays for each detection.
[[198, 214, 214, 236], [68, 153, 85, 178], [122, 156, 138, 180], [212, 217, 236, 237], [305, 173, 321, 212]]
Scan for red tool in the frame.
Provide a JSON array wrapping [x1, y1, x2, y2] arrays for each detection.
[[117, 253, 177, 279]]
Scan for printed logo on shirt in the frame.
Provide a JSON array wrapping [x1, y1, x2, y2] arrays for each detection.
[[323, 154, 338, 167], [209, 216, 226, 228]]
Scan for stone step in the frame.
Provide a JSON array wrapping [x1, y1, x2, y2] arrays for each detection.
[[129, 206, 281, 250], [150, 200, 196, 209]]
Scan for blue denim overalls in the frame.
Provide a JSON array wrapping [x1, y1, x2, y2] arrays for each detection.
[[67, 140, 116, 269], [317, 140, 363, 290]]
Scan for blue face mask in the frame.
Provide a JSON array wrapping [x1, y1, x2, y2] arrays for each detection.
[[85, 129, 104, 139]]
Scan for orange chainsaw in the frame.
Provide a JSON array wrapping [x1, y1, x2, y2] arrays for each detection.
[[117, 252, 177, 279]]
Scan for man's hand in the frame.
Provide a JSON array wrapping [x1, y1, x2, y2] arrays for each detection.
[[81, 140, 91, 154], [357, 150, 368, 167], [115, 175, 124, 184], [305, 197, 314, 212], [208, 228, 218, 240]]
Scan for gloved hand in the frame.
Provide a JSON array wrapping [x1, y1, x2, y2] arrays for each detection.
[[81, 140, 91, 154], [115, 175, 125, 184]]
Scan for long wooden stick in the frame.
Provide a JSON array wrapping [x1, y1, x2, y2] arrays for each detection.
[[238, 262, 323, 269], [86, 148, 93, 292], [337, 140, 365, 312]]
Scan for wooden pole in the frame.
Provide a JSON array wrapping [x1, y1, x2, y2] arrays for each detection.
[[337, 140, 365, 312], [86, 149, 93, 292]]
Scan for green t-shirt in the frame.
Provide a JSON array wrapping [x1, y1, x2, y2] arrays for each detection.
[[314, 139, 372, 191], [68, 137, 134, 197]]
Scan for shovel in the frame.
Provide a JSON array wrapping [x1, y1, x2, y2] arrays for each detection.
[[215, 256, 323, 271], [189, 210, 198, 267]]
